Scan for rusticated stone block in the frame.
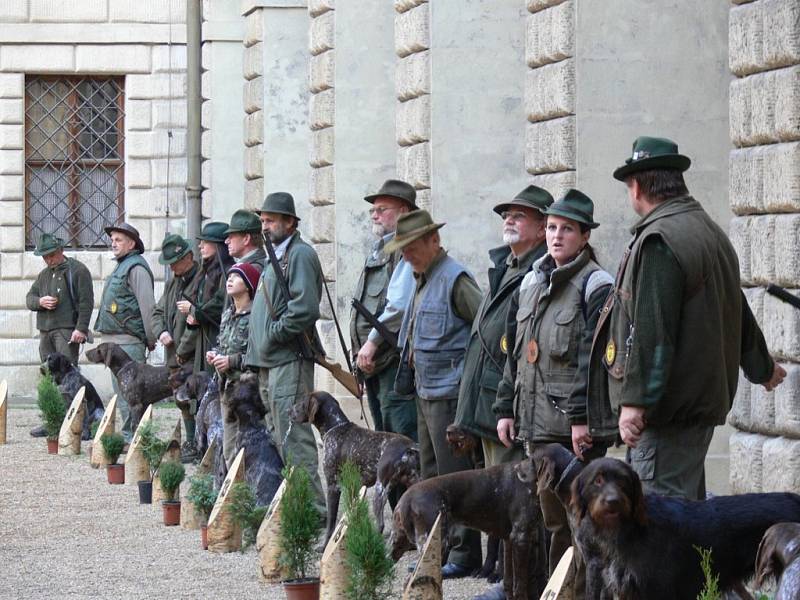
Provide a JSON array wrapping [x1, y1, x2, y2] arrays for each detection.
[[526, 59, 575, 122], [310, 204, 335, 244], [0, 99, 23, 125], [309, 166, 335, 206], [395, 3, 429, 58], [397, 142, 430, 189], [730, 143, 800, 214], [527, 0, 569, 13], [763, 0, 800, 69], [0, 200, 22, 226], [729, 217, 752, 283], [396, 95, 430, 146], [31, 0, 107, 22], [730, 66, 800, 147], [0, 125, 22, 151], [749, 214, 776, 284], [310, 127, 334, 168], [730, 0, 800, 77], [0, 74, 23, 100], [309, 0, 335, 18], [310, 10, 334, 57], [764, 289, 800, 361], [525, 117, 575, 174], [310, 51, 335, 94], [0, 253, 22, 279], [126, 100, 151, 132], [529, 171, 576, 203], [750, 383, 775, 435], [244, 77, 263, 114], [0, 150, 22, 175], [75, 45, 152, 74], [526, 1, 574, 68], [244, 9, 263, 47], [0, 280, 30, 308], [728, 372, 753, 431], [775, 363, 800, 438], [395, 0, 426, 13], [762, 436, 800, 492], [775, 214, 800, 286], [315, 242, 335, 281], [310, 89, 335, 131], [244, 111, 264, 146], [244, 145, 263, 180], [0, 310, 33, 338], [415, 188, 431, 211], [395, 51, 430, 101], [244, 177, 264, 210], [153, 100, 187, 128], [127, 74, 186, 100], [243, 43, 263, 81], [729, 2, 763, 77], [729, 431, 766, 493], [743, 285, 765, 324], [0, 175, 23, 201], [154, 45, 188, 74]]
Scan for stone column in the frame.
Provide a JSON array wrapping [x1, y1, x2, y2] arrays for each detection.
[[727, 0, 800, 494]]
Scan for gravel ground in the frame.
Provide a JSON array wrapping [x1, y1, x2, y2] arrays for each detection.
[[0, 404, 491, 599]]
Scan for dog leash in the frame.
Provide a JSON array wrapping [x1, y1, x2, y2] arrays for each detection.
[[555, 456, 583, 494], [322, 421, 349, 440]]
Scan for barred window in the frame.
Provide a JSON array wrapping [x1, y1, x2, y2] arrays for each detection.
[[25, 76, 125, 249]]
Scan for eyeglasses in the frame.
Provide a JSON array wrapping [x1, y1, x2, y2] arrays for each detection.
[[369, 206, 398, 216], [500, 211, 529, 222]]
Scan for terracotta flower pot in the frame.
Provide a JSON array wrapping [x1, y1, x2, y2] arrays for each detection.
[[106, 463, 125, 484], [201, 525, 208, 550], [283, 578, 321, 600], [163, 500, 181, 526], [138, 480, 152, 504], [46, 439, 58, 454]]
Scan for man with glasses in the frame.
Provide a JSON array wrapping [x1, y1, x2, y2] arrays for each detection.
[[351, 179, 418, 440], [454, 185, 553, 599]]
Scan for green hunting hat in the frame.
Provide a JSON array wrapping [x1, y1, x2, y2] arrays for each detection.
[[363, 179, 418, 209], [255, 192, 300, 221], [158, 233, 193, 265], [34, 233, 66, 256], [493, 184, 554, 216], [543, 189, 599, 229], [224, 209, 262, 235], [613, 136, 691, 181], [197, 221, 229, 243], [104, 222, 145, 254], [383, 210, 444, 254]]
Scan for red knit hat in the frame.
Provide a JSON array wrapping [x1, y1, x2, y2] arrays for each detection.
[[228, 262, 260, 298]]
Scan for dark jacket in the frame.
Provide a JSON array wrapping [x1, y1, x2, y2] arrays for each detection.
[[152, 262, 198, 369], [26, 257, 94, 333], [185, 254, 230, 374]]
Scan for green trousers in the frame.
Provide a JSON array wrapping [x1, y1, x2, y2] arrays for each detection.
[[417, 396, 482, 569], [481, 437, 524, 468], [258, 361, 326, 516], [39, 328, 79, 365], [365, 363, 418, 441], [109, 342, 146, 443]]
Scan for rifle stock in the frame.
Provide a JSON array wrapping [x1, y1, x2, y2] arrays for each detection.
[[316, 354, 362, 398]]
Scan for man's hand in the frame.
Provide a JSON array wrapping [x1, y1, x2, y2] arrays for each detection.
[[39, 296, 58, 310], [211, 355, 230, 373], [356, 340, 378, 374], [571, 424, 593, 460], [176, 300, 192, 315], [763, 362, 787, 392], [159, 332, 174, 347], [619, 405, 647, 448], [205, 350, 217, 365], [69, 330, 87, 344], [497, 418, 516, 448], [186, 314, 197, 326]]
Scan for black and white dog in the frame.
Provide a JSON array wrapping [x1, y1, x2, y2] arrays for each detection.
[[42, 352, 105, 440]]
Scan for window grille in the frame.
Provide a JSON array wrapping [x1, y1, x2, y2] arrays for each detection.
[[25, 75, 125, 249]]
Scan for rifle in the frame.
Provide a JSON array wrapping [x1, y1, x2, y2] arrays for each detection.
[[351, 298, 398, 348], [263, 232, 362, 399], [766, 284, 800, 310]]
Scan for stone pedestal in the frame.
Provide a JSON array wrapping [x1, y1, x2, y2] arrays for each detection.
[[90, 395, 117, 468], [58, 387, 85, 456], [402, 512, 442, 600], [181, 439, 218, 530], [125, 404, 154, 486], [208, 447, 245, 553], [256, 477, 288, 582]]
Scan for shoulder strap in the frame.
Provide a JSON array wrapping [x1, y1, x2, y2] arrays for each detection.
[[66, 259, 78, 322]]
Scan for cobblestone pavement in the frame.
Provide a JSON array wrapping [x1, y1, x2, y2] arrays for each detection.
[[0, 405, 490, 599]]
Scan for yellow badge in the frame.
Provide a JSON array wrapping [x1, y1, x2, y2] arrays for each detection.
[[500, 334, 508, 354], [526, 339, 539, 364], [110, 301, 118, 314], [605, 340, 616, 365]]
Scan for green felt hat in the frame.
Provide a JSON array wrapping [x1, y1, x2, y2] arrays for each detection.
[[613, 136, 691, 181], [34, 233, 66, 256], [363, 179, 418, 209], [383, 210, 444, 254], [158, 233, 193, 265], [197, 221, 229, 243], [224, 209, 262, 235], [255, 192, 300, 221], [493, 184, 554, 216], [543, 189, 599, 229]]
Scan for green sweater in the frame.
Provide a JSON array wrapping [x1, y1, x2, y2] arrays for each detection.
[[26, 257, 94, 333]]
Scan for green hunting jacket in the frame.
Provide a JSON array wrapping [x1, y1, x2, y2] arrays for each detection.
[[152, 262, 198, 369], [26, 257, 94, 334]]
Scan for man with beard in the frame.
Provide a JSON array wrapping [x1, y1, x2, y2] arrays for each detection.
[[244, 192, 326, 516], [351, 179, 418, 439]]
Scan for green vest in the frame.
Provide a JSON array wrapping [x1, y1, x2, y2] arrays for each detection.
[[349, 236, 400, 376], [94, 252, 154, 343], [595, 196, 741, 427], [513, 250, 600, 443]]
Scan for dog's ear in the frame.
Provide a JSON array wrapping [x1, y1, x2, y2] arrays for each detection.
[[306, 394, 319, 424], [535, 454, 557, 494], [755, 535, 776, 588], [569, 472, 588, 524], [104, 345, 114, 368]]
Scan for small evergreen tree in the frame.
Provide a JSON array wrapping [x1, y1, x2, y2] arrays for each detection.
[[339, 460, 362, 516], [228, 481, 268, 550], [37, 372, 65, 440], [696, 546, 721, 600], [100, 432, 126, 465], [187, 474, 218, 526], [158, 460, 186, 502], [278, 465, 322, 580], [138, 421, 167, 482], [344, 494, 395, 600]]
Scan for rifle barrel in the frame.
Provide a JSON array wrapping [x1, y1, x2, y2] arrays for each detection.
[[766, 284, 800, 311]]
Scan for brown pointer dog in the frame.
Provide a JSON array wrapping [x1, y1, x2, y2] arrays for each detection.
[[86, 342, 173, 432], [390, 460, 548, 600], [288, 390, 420, 548], [756, 523, 800, 600]]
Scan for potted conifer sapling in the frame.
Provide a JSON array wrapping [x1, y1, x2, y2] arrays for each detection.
[[159, 460, 186, 526], [138, 421, 167, 504], [37, 373, 65, 454], [187, 473, 219, 549], [100, 432, 126, 484]]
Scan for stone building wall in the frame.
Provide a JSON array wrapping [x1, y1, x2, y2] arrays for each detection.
[[727, 0, 800, 494], [0, 0, 189, 395]]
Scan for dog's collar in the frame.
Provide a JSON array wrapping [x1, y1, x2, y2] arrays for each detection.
[[555, 456, 582, 493], [323, 421, 349, 438]]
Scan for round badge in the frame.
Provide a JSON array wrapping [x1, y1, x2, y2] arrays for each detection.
[[605, 340, 616, 365], [526, 339, 539, 364], [500, 335, 508, 354], [110, 301, 118, 314]]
